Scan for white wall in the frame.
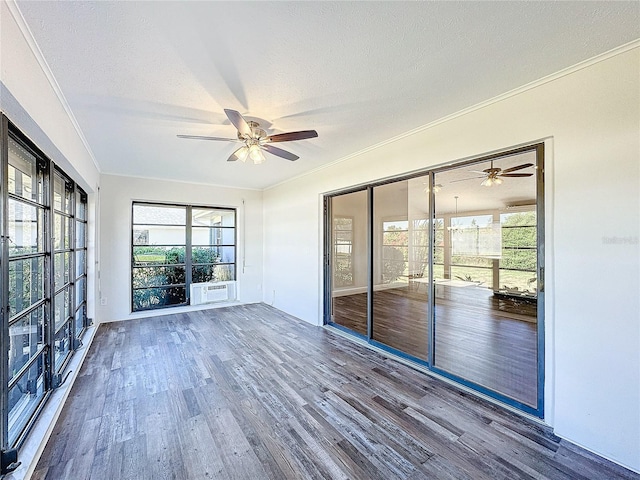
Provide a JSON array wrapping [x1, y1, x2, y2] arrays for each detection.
[[263, 47, 640, 471], [98, 174, 263, 322], [1, 0, 101, 321]]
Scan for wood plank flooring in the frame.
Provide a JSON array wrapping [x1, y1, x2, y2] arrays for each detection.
[[333, 286, 537, 406], [33, 303, 637, 480]]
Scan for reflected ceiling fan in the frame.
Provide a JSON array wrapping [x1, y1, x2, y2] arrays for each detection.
[[451, 160, 534, 187], [177, 109, 318, 164]]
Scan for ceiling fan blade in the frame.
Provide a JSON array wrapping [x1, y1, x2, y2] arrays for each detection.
[[469, 170, 489, 175], [177, 134, 238, 141], [449, 176, 486, 183], [224, 109, 252, 137], [266, 130, 318, 143], [502, 163, 533, 173], [500, 173, 533, 177], [262, 144, 299, 161], [227, 146, 249, 162]]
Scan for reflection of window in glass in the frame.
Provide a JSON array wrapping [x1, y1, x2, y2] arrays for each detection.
[[450, 214, 500, 257], [449, 214, 496, 286], [382, 220, 408, 284], [433, 218, 445, 279], [499, 210, 537, 295], [333, 217, 354, 287]]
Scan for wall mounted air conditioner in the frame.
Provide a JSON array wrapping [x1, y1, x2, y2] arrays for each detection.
[[190, 281, 236, 305]]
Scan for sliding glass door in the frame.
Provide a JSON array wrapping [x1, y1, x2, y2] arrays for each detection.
[[325, 144, 544, 415], [371, 178, 430, 361], [432, 148, 541, 409], [328, 189, 368, 337]]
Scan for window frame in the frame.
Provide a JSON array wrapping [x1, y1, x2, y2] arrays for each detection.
[[1, 116, 89, 451], [131, 202, 237, 313]]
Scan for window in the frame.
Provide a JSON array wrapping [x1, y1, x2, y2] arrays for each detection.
[[7, 136, 47, 446], [2, 119, 89, 449], [131, 202, 236, 312], [53, 171, 74, 371]]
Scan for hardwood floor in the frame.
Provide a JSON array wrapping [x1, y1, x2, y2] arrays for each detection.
[[33, 304, 636, 480], [333, 286, 538, 406]]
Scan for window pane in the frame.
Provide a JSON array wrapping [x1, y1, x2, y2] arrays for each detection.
[[75, 250, 86, 278], [9, 307, 45, 380], [434, 152, 538, 408], [192, 246, 235, 265], [75, 221, 86, 249], [133, 266, 186, 288], [54, 214, 71, 251], [76, 190, 87, 220], [75, 277, 86, 307], [331, 190, 369, 336], [8, 354, 45, 446], [8, 137, 44, 204], [372, 178, 430, 361], [54, 252, 70, 290], [133, 204, 186, 225], [75, 304, 86, 338], [54, 288, 71, 331], [9, 257, 44, 316], [132, 246, 185, 265], [192, 264, 235, 283], [54, 322, 71, 371], [133, 286, 186, 311], [192, 226, 235, 246], [8, 199, 44, 256], [192, 208, 235, 227], [53, 173, 73, 214], [133, 225, 186, 246]]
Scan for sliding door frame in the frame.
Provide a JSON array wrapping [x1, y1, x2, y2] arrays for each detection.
[[323, 142, 545, 418]]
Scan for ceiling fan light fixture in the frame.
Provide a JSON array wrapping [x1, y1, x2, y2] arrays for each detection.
[[237, 146, 249, 162], [249, 144, 265, 164], [179, 109, 317, 164], [481, 177, 492, 187]]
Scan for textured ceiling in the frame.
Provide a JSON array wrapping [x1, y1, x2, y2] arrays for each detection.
[[15, 1, 640, 190]]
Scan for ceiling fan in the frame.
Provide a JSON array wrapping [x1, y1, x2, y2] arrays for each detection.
[[451, 160, 534, 187], [177, 109, 318, 164]]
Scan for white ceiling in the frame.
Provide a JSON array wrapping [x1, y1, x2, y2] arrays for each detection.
[[16, 1, 640, 190]]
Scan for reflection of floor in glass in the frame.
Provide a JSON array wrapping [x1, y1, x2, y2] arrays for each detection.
[[331, 285, 537, 407]]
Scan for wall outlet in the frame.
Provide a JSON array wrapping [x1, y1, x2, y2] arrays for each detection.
[[100, 297, 107, 306]]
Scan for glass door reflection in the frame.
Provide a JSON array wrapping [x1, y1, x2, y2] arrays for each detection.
[[330, 190, 368, 336], [433, 151, 539, 407], [371, 178, 430, 361]]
